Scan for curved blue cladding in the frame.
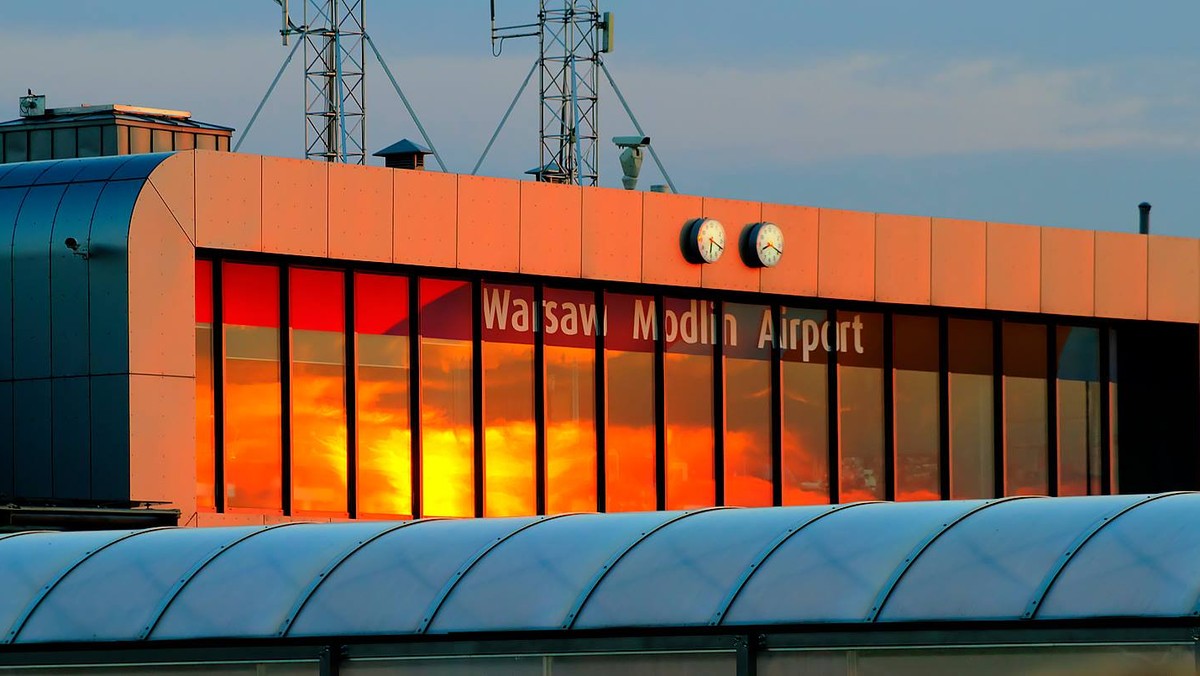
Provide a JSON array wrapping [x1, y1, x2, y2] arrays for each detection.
[[1, 495, 1199, 645], [0, 153, 173, 503]]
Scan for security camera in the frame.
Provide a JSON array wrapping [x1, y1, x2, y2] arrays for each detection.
[[612, 135, 650, 148], [64, 237, 89, 259]]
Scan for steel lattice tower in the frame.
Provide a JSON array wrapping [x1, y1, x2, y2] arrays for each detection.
[[299, 0, 366, 163], [537, 0, 600, 185]]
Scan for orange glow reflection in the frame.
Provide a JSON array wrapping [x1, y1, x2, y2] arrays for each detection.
[[606, 350, 656, 512], [725, 358, 772, 507], [546, 346, 597, 513], [782, 361, 829, 505], [356, 334, 412, 517], [196, 324, 215, 510], [421, 338, 474, 517], [665, 353, 714, 509], [483, 342, 536, 517], [224, 352, 282, 510], [291, 345, 348, 514]]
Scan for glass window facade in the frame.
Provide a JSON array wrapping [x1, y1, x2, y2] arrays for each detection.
[[289, 268, 347, 514], [195, 260, 1121, 517], [221, 262, 282, 511], [481, 282, 537, 516], [354, 273, 412, 517], [419, 278, 474, 518]]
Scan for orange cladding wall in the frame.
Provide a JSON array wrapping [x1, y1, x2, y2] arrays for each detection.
[[986, 222, 1040, 313], [875, 213, 931, 305], [817, 209, 874, 301], [520, 180, 583, 278], [1094, 231, 1147, 320], [582, 186, 642, 282]]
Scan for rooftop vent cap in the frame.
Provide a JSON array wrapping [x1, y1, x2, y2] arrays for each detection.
[[18, 92, 45, 117], [525, 162, 570, 184], [374, 138, 431, 170]]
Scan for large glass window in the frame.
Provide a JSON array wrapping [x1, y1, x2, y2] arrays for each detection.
[[289, 268, 347, 514], [1057, 326, 1101, 496], [195, 260, 215, 511], [663, 297, 715, 509], [779, 307, 829, 505], [948, 319, 994, 499], [724, 302, 772, 506], [893, 315, 940, 501], [1108, 329, 1119, 493], [354, 273, 412, 517], [604, 293, 656, 512], [1004, 322, 1048, 496], [544, 288, 598, 513], [838, 311, 885, 502], [222, 263, 282, 511], [481, 283, 536, 517], [419, 279, 474, 517]]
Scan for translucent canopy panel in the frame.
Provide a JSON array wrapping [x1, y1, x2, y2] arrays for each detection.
[[4, 495, 1200, 646]]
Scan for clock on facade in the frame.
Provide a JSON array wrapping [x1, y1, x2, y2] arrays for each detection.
[[741, 221, 784, 268], [681, 218, 726, 264]]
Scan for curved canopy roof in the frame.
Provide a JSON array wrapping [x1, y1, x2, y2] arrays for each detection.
[[2, 494, 1199, 645]]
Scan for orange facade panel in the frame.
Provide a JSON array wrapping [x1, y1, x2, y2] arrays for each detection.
[[931, 218, 985, 309], [520, 181, 583, 278], [986, 222, 1040, 313], [261, 156, 328, 258], [817, 209, 875, 301], [147, 151, 195, 245], [642, 191, 703, 287], [1148, 235, 1200, 323], [195, 151, 261, 251], [875, 213, 932, 305], [457, 174, 520, 272], [128, 184, 194, 378], [329, 163, 392, 263], [1040, 227, 1095, 317], [394, 170, 457, 267], [129, 374, 195, 517], [1094, 231, 1147, 320], [700, 197, 762, 292], [582, 186, 642, 283], [759, 203, 818, 297]]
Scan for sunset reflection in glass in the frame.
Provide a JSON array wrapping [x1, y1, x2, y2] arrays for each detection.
[[354, 272, 411, 517], [724, 302, 772, 507], [420, 279, 474, 517], [780, 307, 829, 505], [482, 283, 536, 517], [222, 262, 282, 511], [544, 288, 598, 513], [289, 268, 347, 514], [195, 260, 215, 510], [604, 293, 656, 512]]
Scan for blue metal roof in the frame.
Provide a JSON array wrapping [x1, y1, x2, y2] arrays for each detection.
[[0, 494, 1198, 645]]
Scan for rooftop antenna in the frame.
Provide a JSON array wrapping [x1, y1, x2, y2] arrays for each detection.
[[236, 0, 447, 170], [479, 1, 676, 191]]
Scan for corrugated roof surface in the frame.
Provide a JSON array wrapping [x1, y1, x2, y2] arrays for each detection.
[[0, 494, 1197, 645]]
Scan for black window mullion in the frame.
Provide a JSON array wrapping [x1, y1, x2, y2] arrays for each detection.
[[770, 305, 783, 507], [408, 279, 422, 519], [534, 284, 547, 515], [472, 280, 485, 518], [827, 323, 840, 505], [1099, 327, 1113, 495], [713, 299, 726, 506], [212, 260, 226, 513], [937, 315, 951, 500], [993, 320, 1005, 498], [280, 267, 292, 516], [882, 313, 896, 501], [345, 270, 357, 519], [654, 293, 666, 512], [594, 289, 607, 512], [1047, 324, 1059, 496]]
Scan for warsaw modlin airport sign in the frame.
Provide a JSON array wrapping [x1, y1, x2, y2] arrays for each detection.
[[481, 285, 869, 362]]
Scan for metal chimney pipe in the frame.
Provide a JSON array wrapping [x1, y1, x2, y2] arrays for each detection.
[[1138, 202, 1152, 235]]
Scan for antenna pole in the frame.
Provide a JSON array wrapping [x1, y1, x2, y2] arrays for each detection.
[[473, 59, 539, 175], [235, 38, 303, 153], [365, 34, 448, 172], [600, 60, 677, 194]]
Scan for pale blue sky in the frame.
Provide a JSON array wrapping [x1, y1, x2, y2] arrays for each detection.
[[3, 1, 1199, 235]]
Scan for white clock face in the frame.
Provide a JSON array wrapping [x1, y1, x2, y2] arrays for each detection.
[[693, 218, 726, 263], [753, 222, 784, 267]]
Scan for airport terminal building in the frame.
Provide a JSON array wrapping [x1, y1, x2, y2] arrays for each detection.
[[1, 109, 1200, 673]]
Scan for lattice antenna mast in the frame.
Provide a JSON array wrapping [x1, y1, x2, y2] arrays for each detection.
[[281, 0, 366, 163], [493, 0, 605, 186]]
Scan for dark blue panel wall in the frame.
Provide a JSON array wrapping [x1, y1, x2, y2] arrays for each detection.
[[13, 378, 52, 498], [11, 184, 67, 380], [51, 377, 91, 499], [50, 183, 103, 377], [89, 374, 130, 501]]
